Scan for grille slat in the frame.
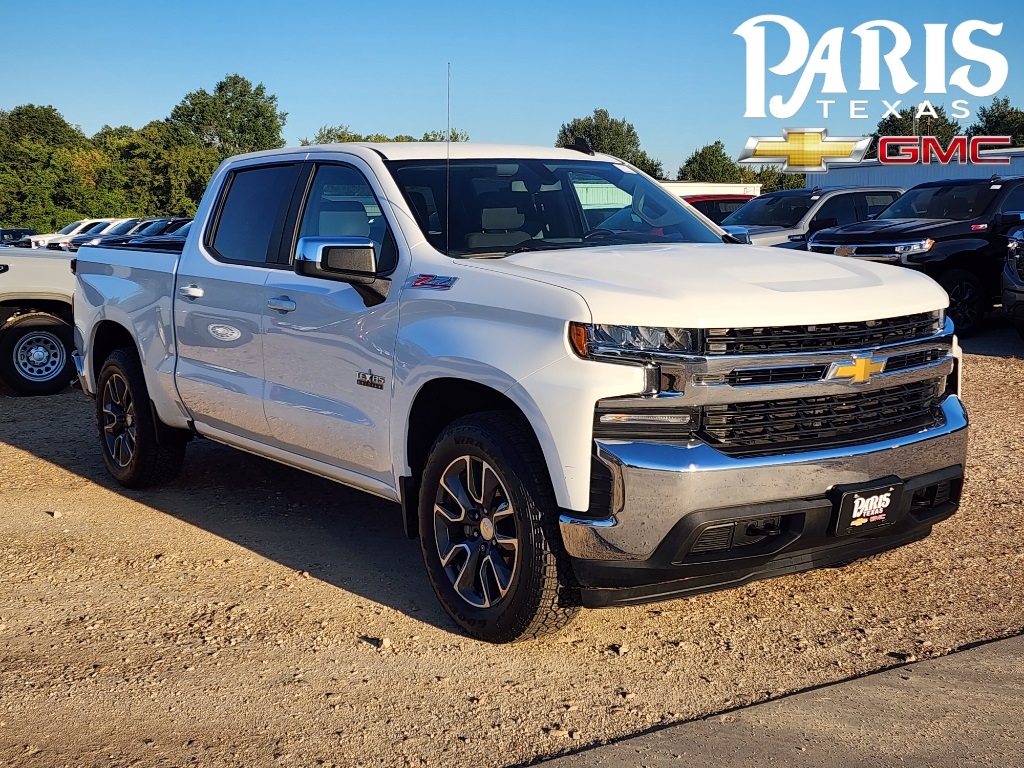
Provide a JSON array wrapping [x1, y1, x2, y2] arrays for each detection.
[[703, 313, 942, 356], [701, 380, 944, 456]]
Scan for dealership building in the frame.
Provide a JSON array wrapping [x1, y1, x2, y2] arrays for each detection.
[[805, 147, 1024, 189]]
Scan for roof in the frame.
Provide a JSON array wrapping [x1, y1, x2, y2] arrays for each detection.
[[758, 185, 902, 197], [230, 142, 619, 164], [909, 175, 1024, 188], [680, 194, 755, 201]]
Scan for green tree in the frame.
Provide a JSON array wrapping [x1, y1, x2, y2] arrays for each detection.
[[555, 108, 664, 178], [739, 164, 806, 193], [677, 140, 740, 183], [967, 96, 1024, 147], [170, 73, 287, 158], [300, 124, 469, 145], [867, 104, 961, 159]]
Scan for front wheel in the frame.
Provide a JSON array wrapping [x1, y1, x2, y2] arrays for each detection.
[[418, 411, 580, 642], [0, 313, 75, 396], [938, 270, 987, 337], [96, 348, 187, 488]]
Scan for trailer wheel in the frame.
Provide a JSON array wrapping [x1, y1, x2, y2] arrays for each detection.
[[0, 312, 75, 396]]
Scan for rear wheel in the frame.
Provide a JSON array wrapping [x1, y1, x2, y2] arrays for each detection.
[[938, 270, 986, 337], [0, 312, 74, 396], [96, 348, 187, 488], [418, 411, 580, 642]]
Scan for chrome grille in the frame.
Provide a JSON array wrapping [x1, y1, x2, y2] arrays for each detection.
[[700, 379, 944, 457], [702, 313, 942, 356]]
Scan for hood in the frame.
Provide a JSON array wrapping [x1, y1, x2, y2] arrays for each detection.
[[468, 243, 949, 328], [813, 218, 957, 242]]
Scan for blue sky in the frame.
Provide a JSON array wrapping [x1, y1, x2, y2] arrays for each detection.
[[2, 0, 1022, 174]]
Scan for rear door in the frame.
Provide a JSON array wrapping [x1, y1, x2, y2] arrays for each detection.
[[261, 158, 406, 484], [173, 161, 302, 440]]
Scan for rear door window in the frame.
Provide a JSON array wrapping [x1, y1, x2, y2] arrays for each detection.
[[209, 164, 301, 265]]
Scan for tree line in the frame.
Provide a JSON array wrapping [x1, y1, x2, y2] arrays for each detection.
[[2, 73, 1022, 231]]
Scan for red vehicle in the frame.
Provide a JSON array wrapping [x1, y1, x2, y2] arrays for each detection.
[[681, 194, 755, 224]]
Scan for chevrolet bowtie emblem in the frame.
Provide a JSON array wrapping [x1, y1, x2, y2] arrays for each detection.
[[827, 355, 887, 384], [739, 128, 873, 173], [835, 246, 856, 257]]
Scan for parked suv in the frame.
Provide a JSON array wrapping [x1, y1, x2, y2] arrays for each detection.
[[681, 194, 754, 224], [808, 177, 1024, 336], [721, 186, 902, 247], [1004, 226, 1024, 340]]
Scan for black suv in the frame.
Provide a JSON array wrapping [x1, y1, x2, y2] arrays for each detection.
[[808, 176, 1024, 335]]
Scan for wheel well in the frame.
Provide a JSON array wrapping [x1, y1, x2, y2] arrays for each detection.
[[0, 299, 73, 326], [931, 255, 997, 299], [91, 321, 138, 381], [403, 378, 531, 538]]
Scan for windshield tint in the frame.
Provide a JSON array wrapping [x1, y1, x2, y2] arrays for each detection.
[[106, 219, 139, 235], [385, 158, 721, 256], [877, 183, 999, 221], [58, 221, 83, 235], [721, 193, 814, 228]]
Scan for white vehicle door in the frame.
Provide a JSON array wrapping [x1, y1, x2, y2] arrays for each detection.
[[174, 161, 303, 441], [262, 160, 404, 484]]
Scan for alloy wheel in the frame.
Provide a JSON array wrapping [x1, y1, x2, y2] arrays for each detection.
[[947, 282, 978, 329], [433, 455, 520, 608], [101, 373, 137, 468]]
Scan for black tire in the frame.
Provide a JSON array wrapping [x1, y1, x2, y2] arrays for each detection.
[[95, 348, 187, 488], [0, 312, 75, 396], [418, 411, 580, 642], [938, 269, 987, 337]]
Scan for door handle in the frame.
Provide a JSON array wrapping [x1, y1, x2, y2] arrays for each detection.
[[267, 296, 297, 313], [178, 284, 204, 300]]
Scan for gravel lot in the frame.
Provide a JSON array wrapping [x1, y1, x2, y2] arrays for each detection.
[[1, 323, 1022, 768]]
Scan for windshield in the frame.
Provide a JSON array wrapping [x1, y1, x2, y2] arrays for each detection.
[[876, 183, 999, 221], [58, 221, 83, 235], [721, 193, 814, 228], [385, 158, 721, 257], [106, 219, 140, 235]]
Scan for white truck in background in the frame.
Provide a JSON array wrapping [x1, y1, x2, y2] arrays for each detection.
[[0, 250, 75, 395], [73, 143, 968, 642]]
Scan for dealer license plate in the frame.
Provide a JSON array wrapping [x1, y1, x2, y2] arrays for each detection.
[[834, 480, 904, 536]]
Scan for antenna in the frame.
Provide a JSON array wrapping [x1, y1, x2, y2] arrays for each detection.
[[446, 62, 451, 258]]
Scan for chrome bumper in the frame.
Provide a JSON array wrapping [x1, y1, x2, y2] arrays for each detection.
[[559, 394, 968, 561]]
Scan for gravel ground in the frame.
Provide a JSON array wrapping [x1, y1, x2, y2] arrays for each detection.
[[1, 327, 1022, 768]]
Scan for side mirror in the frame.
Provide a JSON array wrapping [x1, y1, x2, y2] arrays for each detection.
[[808, 217, 838, 233], [866, 212, 879, 220], [721, 225, 751, 244], [294, 236, 391, 306], [998, 212, 1023, 226], [295, 236, 379, 283]]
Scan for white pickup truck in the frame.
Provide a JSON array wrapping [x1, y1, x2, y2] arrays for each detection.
[[0, 248, 76, 394], [73, 143, 968, 642]]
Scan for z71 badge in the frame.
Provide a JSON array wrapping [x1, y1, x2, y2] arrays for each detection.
[[411, 274, 458, 290], [356, 372, 386, 390]]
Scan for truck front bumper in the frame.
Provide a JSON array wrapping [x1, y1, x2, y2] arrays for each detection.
[[559, 394, 968, 607]]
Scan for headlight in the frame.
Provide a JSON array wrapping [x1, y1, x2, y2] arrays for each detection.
[[569, 322, 696, 361], [894, 239, 934, 261]]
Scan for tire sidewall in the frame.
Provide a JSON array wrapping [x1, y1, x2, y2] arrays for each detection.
[[418, 421, 547, 641], [0, 314, 74, 396], [96, 351, 152, 485]]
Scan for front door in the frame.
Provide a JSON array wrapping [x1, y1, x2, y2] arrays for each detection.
[[262, 161, 405, 484]]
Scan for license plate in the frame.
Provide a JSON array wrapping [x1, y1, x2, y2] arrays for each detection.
[[834, 480, 904, 536]]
